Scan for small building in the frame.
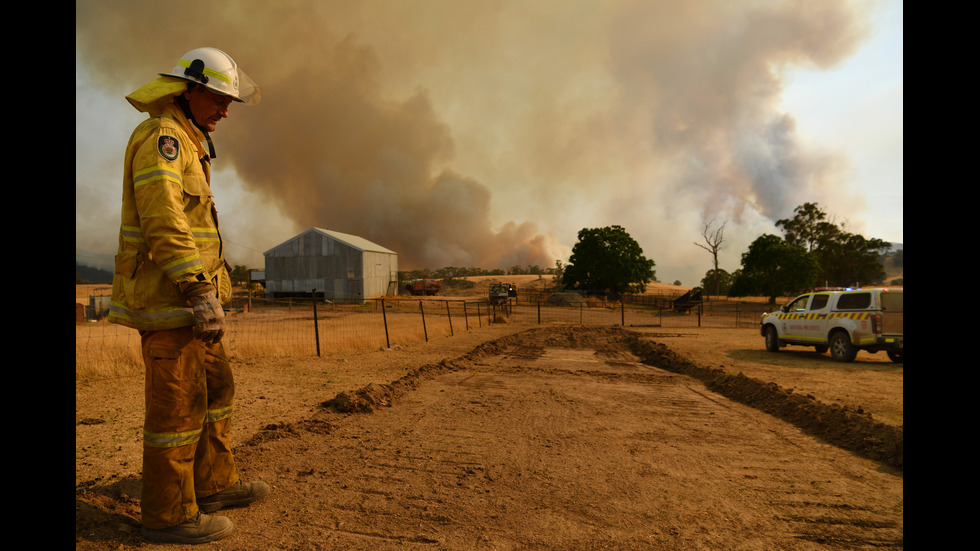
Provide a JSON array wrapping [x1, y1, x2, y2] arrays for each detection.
[[263, 227, 398, 303]]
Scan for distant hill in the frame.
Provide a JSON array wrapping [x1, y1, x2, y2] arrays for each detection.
[[76, 263, 112, 284]]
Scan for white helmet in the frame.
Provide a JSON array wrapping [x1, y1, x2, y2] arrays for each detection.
[[161, 47, 261, 105]]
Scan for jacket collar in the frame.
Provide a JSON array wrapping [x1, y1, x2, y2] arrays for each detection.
[[164, 103, 209, 161]]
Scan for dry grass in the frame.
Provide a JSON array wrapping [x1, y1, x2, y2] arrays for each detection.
[[74, 294, 489, 381], [75, 320, 142, 379], [71, 279, 813, 381], [225, 308, 437, 359]]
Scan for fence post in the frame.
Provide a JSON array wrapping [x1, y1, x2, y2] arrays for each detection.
[[419, 300, 428, 342], [537, 301, 541, 324], [381, 298, 391, 348], [476, 302, 482, 327], [312, 289, 321, 357], [463, 302, 469, 330], [446, 301, 454, 336], [621, 301, 625, 326]]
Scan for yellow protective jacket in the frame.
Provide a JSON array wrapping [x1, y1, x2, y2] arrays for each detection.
[[109, 78, 232, 331]]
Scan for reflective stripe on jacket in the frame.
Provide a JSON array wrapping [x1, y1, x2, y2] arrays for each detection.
[[109, 102, 231, 331]]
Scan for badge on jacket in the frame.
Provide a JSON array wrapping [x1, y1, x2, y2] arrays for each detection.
[[158, 135, 179, 161]]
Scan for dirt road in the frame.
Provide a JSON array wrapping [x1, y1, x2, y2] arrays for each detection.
[[76, 326, 903, 549]]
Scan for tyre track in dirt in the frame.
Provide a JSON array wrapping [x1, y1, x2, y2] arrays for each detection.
[[323, 326, 903, 472], [222, 326, 901, 549]]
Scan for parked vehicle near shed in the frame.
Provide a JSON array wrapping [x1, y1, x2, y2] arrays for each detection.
[[760, 288, 903, 363], [488, 282, 513, 306], [405, 278, 440, 296]]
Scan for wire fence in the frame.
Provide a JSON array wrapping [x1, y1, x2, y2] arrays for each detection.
[[76, 295, 774, 382]]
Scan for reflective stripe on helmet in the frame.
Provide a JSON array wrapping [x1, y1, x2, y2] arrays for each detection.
[[178, 58, 233, 85]]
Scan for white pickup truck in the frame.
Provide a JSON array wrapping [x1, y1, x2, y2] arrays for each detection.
[[760, 288, 903, 363]]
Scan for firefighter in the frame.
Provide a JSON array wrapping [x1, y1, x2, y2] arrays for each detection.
[[108, 47, 268, 544]]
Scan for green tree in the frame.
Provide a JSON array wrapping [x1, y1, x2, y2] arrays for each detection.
[[700, 268, 733, 296], [550, 259, 566, 291], [230, 264, 250, 280], [814, 232, 890, 286], [776, 202, 889, 286], [730, 234, 819, 303], [562, 225, 656, 294], [776, 202, 838, 252]]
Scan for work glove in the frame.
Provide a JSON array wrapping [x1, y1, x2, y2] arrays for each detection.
[[182, 282, 225, 343]]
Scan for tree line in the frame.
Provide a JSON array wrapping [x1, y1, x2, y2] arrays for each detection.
[[558, 202, 896, 303], [400, 264, 559, 281], [225, 202, 896, 305], [725, 202, 895, 302]]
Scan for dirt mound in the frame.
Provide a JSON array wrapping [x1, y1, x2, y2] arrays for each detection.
[[323, 360, 462, 413], [619, 333, 903, 470], [322, 326, 903, 471]]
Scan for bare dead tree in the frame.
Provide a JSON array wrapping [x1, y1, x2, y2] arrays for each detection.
[[695, 220, 726, 296]]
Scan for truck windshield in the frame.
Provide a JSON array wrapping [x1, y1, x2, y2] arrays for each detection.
[[881, 291, 903, 312], [786, 295, 810, 311]]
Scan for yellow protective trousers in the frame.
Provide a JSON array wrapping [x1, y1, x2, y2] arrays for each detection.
[[139, 326, 239, 529]]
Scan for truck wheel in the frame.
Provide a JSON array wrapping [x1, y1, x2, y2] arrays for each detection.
[[887, 351, 903, 364], [829, 332, 857, 362], [764, 326, 780, 352]]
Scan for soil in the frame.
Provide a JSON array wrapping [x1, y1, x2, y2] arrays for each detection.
[[76, 324, 903, 550]]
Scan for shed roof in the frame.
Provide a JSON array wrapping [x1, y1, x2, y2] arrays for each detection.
[[264, 227, 397, 256]]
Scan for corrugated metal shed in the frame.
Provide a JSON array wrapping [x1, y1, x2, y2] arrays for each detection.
[[263, 227, 398, 302]]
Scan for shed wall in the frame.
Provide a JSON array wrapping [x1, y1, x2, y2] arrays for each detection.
[[264, 230, 397, 302]]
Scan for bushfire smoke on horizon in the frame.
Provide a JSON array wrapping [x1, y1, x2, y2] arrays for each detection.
[[75, 0, 901, 281]]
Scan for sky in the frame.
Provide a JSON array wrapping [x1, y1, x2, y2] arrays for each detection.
[[75, 0, 902, 286]]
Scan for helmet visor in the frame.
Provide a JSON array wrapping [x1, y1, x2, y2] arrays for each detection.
[[234, 67, 261, 105]]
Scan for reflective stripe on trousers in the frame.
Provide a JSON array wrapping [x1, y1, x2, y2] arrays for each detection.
[[139, 326, 239, 529]]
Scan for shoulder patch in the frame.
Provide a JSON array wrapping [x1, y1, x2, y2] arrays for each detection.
[[157, 135, 180, 161]]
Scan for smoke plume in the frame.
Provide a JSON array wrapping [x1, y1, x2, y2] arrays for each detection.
[[76, 0, 877, 275]]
